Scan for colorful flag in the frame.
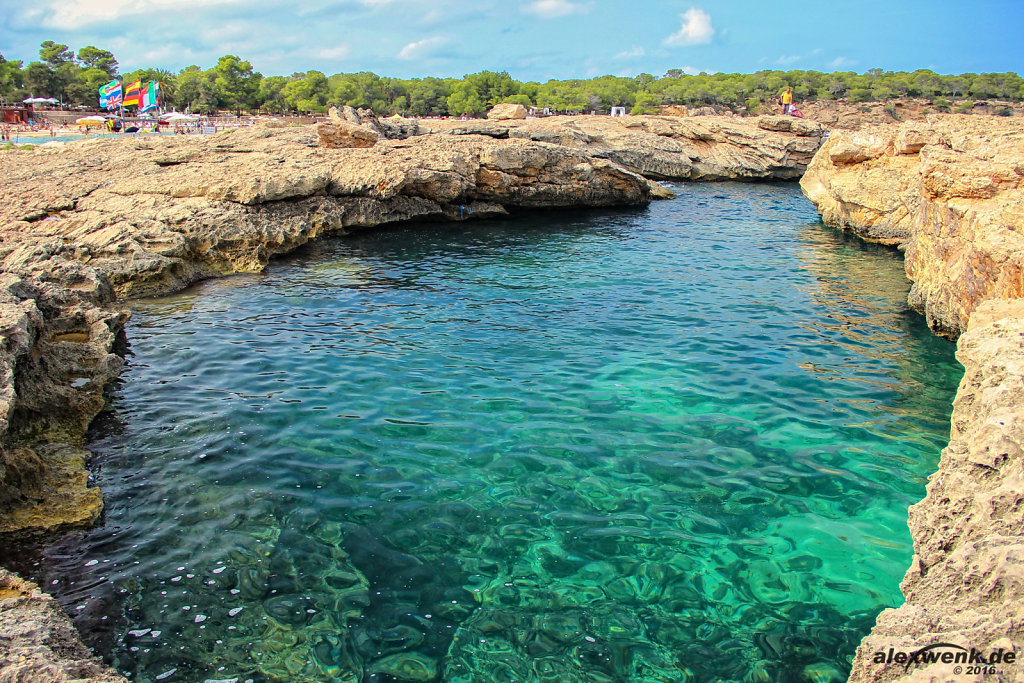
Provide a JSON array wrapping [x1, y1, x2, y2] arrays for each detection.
[[99, 80, 122, 108], [122, 80, 142, 107], [140, 81, 160, 113]]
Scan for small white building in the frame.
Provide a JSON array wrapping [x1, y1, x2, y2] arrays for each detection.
[[610, 106, 627, 117]]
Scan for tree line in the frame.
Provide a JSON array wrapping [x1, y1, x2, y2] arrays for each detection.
[[2, 41, 1022, 117]]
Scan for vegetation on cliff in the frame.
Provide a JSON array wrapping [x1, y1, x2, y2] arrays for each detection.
[[2, 42, 1022, 116]]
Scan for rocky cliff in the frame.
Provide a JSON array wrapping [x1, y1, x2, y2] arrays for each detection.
[[800, 117, 1024, 681], [801, 116, 1024, 338]]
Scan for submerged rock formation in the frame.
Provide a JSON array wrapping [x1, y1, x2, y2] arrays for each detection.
[[801, 116, 1024, 338], [801, 117, 1024, 681]]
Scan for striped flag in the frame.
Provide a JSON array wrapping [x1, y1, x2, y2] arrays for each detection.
[[140, 82, 160, 113], [98, 80, 122, 108], [122, 80, 142, 107]]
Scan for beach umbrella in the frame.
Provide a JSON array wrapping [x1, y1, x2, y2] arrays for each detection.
[[165, 112, 198, 122], [75, 115, 106, 127], [43, 98, 59, 104], [23, 97, 47, 104]]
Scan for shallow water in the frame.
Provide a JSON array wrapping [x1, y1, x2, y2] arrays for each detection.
[[10, 183, 960, 682]]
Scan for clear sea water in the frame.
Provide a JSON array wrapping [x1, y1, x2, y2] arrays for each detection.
[[9, 183, 960, 682]]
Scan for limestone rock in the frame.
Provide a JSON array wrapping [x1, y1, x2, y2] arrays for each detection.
[[0, 569, 127, 682], [486, 103, 528, 120], [848, 299, 1024, 682], [689, 106, 719, 116], [316, 121, 378, 148], [827, 131, 892, 164], [421, 114, 827, 180], [340, 104, 362, 125], [757, 115, 827, 137], [801, 115, 1024, 338]]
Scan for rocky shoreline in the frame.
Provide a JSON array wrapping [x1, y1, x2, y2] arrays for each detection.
[[0, 113, 825, 681], [801, 116, 1024, 681], [1, 112, 1021, 682]]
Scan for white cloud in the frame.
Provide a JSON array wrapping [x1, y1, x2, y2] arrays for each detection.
[[613, 47, 645, 60], [830, 56, 857, 68], [664, 8, 714, 47], [776, 54, 801, 65], [397, 36, 447, 60], [38, 0, 243, 29], [681, 65, 701, 75], [316, 45, 350, 60], [523, 0, 585, 18]]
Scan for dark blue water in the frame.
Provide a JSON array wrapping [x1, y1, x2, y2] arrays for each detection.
[[23, 183, 959, 682]]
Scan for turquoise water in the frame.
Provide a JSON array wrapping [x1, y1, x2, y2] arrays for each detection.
[[17, 183, 960, 682]]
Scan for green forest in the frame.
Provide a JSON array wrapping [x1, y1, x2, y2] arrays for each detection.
[[2, 41, 1022, 117]]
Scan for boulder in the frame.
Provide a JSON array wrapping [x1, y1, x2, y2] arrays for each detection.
[[757, 115, 826, 137], [487, 103, 528, 120], [316, 121, 379, 148]]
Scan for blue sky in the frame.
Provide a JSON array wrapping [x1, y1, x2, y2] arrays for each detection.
[[2, 0, 1021, 80]]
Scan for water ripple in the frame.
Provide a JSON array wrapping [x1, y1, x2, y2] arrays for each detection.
[[5, 183, 960, 683]]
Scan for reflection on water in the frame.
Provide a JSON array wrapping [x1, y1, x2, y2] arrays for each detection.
[[3, 183, 960, 682]]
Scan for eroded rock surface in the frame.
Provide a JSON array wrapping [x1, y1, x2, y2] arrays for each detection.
[[801, 116, 1024, 338], [422, 114, 827, 180], [0, 569, 126, 682], [848, 300, 1024, 682]]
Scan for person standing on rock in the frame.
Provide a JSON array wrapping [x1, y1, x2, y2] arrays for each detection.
[[781, 87, 793, 115]]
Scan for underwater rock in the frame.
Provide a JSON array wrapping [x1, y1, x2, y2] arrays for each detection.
[[368, 652, 439, 681]]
